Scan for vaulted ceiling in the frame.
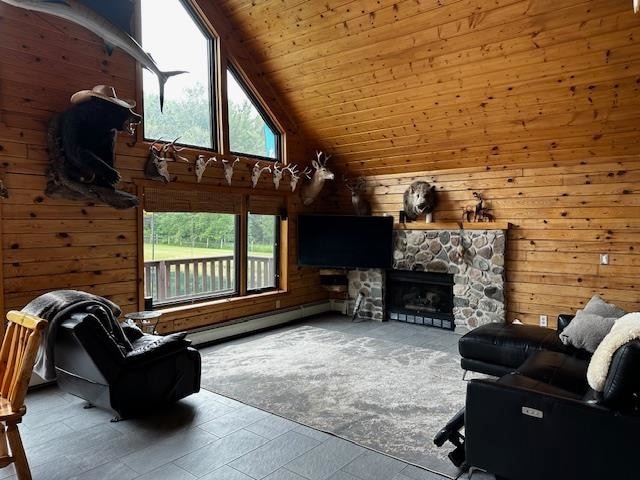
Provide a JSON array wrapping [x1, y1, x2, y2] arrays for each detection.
[[217, 0, 640, 177]]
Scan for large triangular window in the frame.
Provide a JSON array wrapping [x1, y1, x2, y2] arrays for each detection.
[[227, 67, 279, 161], [140, 0, 215, 149]]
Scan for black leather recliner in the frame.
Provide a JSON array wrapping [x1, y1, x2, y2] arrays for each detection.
[[54, 310, 201, 420], [464, 325, 640, 480]]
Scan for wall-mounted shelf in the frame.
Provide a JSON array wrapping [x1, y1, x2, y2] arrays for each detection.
[[394, 222, 511, 230], [319, 269, 348, 293]]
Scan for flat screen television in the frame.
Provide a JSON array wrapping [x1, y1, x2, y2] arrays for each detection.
[[297, 214, 394, 269]]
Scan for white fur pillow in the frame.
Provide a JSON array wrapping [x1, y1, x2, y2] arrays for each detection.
[[587, 312, 640, 391]]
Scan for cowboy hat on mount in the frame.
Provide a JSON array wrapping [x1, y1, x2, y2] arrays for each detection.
[[70, 85, 136, 109]]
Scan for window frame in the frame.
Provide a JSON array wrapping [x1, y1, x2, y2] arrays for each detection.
[[138, 0, 218, 152], [138, 182, 286, 310], [142, 211, 240, 308], [226, 64, 281, 162], [245, 212, 281, 295]]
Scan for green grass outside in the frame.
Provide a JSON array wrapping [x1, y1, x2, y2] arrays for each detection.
[[144, 243, 272, 261]]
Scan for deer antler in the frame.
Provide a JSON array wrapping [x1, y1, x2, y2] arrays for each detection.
[[302, 166, 313, 179], [163, 138, 190, 163], [251, 161, 272, 188], [315, 150, 332, 167], [195, 155, 216, 183], [149, 137, 165, 153]]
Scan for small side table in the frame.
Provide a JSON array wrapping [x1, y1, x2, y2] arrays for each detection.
[[124, 310, 162, 334]]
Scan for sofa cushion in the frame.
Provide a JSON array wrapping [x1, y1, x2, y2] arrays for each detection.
[[459, 323, 571, 373], [517, 350, 589, 396], [582, 294, 626, 318], [559, 312, 617, 353], [559, 295, 626, 353]]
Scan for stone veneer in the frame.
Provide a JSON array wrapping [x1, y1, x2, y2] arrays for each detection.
[[348, 229, 506, 330], [348, 269, 385, 321]]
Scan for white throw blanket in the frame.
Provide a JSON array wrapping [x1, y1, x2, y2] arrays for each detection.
[[587, 312, 640, 391]]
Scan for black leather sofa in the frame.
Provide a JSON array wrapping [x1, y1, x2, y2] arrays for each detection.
[[454, 316, 640, 480], [54, 311, 201, 420], [458, 314, 589, 377]]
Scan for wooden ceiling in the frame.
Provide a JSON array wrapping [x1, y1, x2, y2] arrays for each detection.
[[216, 0, 640, 176]]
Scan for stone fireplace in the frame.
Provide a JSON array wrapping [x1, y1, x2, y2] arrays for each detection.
[[348, 227, 506, 331]]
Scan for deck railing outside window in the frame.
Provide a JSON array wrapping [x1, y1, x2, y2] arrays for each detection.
[[144, 255, 274, 304]]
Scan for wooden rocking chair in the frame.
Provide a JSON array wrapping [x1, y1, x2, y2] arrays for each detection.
[[0, 311, 47, 480]]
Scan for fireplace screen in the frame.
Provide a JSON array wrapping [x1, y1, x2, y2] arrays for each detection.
[[385, 270, 454, 330]]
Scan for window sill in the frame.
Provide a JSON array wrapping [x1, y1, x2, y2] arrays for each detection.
[[155, 289, 286, 316]]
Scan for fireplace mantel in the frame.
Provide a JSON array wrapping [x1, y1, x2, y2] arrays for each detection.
[[394, 222, 511, 231]]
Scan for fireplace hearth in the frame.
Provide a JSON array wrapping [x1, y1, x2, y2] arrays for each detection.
[[386, 270, 455, 330]]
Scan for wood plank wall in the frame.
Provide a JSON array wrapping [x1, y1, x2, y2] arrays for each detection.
[[329, 156, 640, 327], [215, 0, 640, 327], [0, 2, 327, 333]]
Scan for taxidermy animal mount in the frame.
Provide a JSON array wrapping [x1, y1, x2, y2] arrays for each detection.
[[46, 85, 140, 209], [301, 151, 334, 206], [0, 0, 185, 111], [344, 176, 371, 216], [195, 155, 216, 183], [146, 137, 189, 183], [222, 158, 240, 186], [286, 164, 311, 193], [462, 192, 494, 222], [403, 181, 437, 221], [251, 162, 272, 188]]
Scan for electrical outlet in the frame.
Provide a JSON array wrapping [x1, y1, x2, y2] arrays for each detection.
[[600, 253, 609, 265], [539, 315, 548, 327], [275, 300, 281, 309]]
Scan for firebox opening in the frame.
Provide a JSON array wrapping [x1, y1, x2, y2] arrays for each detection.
[[385, 270, 455, 330]]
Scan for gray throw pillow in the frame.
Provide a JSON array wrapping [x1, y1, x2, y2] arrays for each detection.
[[559, 295, 627, 353], [559, 311, 617, 353], [582, 294, 626, 318]]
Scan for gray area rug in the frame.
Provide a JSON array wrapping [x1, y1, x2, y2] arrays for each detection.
[[201, 326, 466, 478]]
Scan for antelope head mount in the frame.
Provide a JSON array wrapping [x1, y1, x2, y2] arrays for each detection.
[[301, 150, 334, 206], [251, 161, 272, 188], [222, 157, 240, 186]]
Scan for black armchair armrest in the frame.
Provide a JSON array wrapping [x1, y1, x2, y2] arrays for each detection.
[[465, 377, 640, 480], [557, 313, 574, 333], [121, 322, 144, 343], [124, 332, 191, 367]]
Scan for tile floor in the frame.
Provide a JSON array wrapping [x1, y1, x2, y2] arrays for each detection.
[[9, 313, 492, 480]]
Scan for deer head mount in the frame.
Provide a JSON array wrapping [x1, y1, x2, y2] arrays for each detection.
[[344, 175, 371, 216], [195, 155, 216, 183], [222, 157, 240, 186], [272, 162, 285, 190], [283, 164, 311, 193], [251, 161, 272, 188], [301, 150, 334, 205], [145, 138, 190, 183]]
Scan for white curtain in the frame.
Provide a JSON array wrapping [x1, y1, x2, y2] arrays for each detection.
[[636, 0, 639, 14]]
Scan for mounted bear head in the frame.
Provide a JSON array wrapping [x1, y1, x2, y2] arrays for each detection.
[[46, 85, 141, 209]]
